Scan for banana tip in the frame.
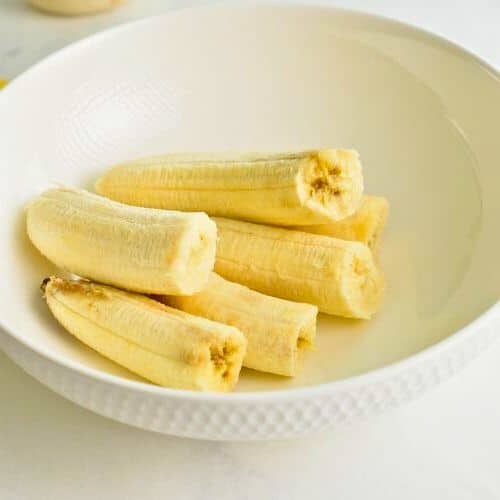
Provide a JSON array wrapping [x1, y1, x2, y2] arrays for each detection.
[[40, 276, 52, 296]]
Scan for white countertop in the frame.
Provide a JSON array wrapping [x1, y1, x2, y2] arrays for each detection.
[[1, 2, 499, 499]]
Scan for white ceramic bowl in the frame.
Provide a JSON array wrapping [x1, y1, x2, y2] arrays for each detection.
[[0, 5, 499, 441]]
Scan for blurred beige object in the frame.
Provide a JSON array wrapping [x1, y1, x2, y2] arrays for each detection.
[[28, 0, 123, 16]]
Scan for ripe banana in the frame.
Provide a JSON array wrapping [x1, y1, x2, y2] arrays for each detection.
[[213, 218, 384, 319], [294, 196, 389, 252], [159, 273, 318, 377], [43, 277, 247, 391], [26, 188, 216, 295], [95, 149, 364, 225]]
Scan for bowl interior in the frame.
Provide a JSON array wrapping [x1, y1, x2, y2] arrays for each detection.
[[0, 6, 498, 392]]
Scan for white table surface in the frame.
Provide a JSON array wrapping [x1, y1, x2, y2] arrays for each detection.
[[1, 1, 499, 499]]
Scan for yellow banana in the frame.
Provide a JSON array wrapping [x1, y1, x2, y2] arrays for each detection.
[[159, 273, 318, 377], [26, 187, 216, 295], [43, 277, 247, 392], [95, 149, 364, 225], [213, 218, 384, 319], [294, 196, 389, 252]]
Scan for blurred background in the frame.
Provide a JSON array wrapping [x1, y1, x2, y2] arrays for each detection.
[[1, 0, 499, 80]]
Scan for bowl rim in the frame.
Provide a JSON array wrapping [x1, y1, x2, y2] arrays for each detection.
[[1, 3, 499, 402]]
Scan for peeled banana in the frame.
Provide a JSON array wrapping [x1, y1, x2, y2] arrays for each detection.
[[26, 188, 216, 295], [159, 273, 318, 377], [43, 277, 247, 391], [95, 149, 364, 226], [295, 196, 389, 251], [213, 218, 384, 319]]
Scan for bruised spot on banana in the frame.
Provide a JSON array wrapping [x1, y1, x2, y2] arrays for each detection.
[[95, 149, 364, 226], [158, 273, 318, 377], [43, 277, 247, 392], [294, 196, 389, 252], [213, 218, 384, 319], [26, 187, 217, 295]]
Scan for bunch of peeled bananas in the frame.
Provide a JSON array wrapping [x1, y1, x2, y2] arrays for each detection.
[[26, 149, 388, 392]]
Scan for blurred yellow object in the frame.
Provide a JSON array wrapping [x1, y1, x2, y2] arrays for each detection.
[[0, 79, 7, 90], [28, 0, 123, 16]]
